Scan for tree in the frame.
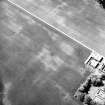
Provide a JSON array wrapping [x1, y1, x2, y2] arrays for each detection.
[[78, 93, 85, 102], [78, 86, 86, 93], [92, 78, 104, 87], [84, 95, 98, 105], [91, 75, 104, 87], [83, 79, 92, 94], [100, 74, 105, 80], [90, 101, 97, 105], [84, 95, 92, 105], [95, 0, 105, 10]]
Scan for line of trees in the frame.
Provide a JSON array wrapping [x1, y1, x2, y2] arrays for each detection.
[[0, 77, 4, 105]]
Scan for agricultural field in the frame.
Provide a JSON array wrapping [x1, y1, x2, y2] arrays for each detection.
[[0, 1, 92, 105], [8, 0, 105, 56]]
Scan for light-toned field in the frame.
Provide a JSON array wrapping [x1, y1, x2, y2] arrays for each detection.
[[8, 0, 105, 56]]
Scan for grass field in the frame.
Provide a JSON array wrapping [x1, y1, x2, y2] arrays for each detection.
[[0, 1, 92, 105]]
